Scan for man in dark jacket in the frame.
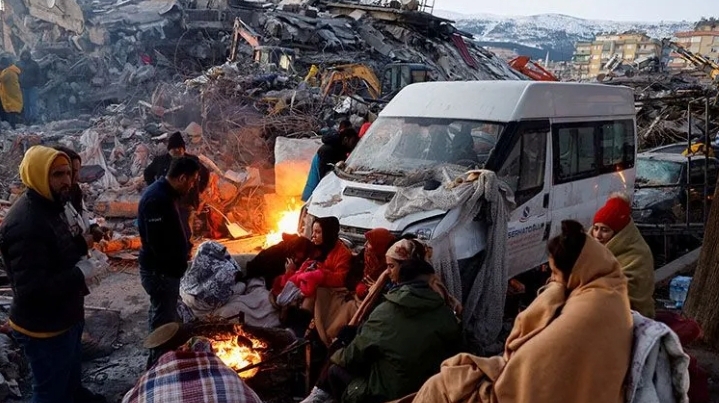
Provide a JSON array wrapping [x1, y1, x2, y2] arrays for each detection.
[[143, 132, 210, 236], [302, 121, 359, 201], [17, 50, 41, 124], [0, 146, 103, 403], [139, 156, 201, 368]]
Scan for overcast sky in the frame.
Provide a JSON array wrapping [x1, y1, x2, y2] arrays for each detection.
[[437, 0, 715, 22]]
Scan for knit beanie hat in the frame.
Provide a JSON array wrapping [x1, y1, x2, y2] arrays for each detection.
[[167, 131, 186, 150], [593, 197, 631, 233]]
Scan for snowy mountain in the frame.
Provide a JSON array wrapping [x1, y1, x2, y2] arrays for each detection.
[[435, 11, 694, 61]]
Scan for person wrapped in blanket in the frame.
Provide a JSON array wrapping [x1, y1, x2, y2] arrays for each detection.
[[123, 329, 262, 403], [272, 216, 352, 312], [301, 256, 462, 403]]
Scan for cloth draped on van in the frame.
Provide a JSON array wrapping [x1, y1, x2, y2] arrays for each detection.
[[384, 169, 515, 353]]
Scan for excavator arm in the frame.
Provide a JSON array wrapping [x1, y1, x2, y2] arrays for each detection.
[[229, 17, 262, 62], [508, 56, 559, 81], [663, 38, 719, 82], [321, 64, 382, 100]]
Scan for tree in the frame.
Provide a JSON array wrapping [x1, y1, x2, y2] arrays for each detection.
[[684, 177, 719, 348]]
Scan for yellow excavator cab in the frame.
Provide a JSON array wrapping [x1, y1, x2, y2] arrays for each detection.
[[320, 62, 433, 101]]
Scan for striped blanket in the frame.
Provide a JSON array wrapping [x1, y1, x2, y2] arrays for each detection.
[[122, 350, 262, 403]]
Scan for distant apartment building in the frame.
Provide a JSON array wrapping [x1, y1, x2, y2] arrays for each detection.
[[668, 21, 719, 69], [572, 32, 662, 79]]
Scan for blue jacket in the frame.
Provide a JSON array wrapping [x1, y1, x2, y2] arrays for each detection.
[[138, 178, 191, 278], [302, 153, 322, 202]]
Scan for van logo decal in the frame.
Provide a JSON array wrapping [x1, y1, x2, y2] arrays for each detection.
[[519, 206, 531, 222]]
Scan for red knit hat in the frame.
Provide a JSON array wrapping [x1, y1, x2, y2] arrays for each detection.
[[593, 197, 631, 233]]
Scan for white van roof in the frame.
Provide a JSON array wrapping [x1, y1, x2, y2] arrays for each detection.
[[380, 81, 636, 122]]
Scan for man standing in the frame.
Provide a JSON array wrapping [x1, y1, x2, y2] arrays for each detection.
[[301, 120, 359, 201], [138, 156, 201, 367], [0, 56, 23, 129], [143, 132, 209, 236], [0, 146, 101, 403], [18, 50, 41, 124]]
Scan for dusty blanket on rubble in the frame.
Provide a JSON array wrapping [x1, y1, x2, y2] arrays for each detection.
[[400, 236, 632, 403], [626, 312, 690, 403], [314, 287, 360, 346], [607, 221, 655, 318], [121, 350, 262, 403]]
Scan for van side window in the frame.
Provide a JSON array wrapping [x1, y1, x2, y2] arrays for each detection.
[[498, 125, 547, 205], [553, 119, 635, 184]]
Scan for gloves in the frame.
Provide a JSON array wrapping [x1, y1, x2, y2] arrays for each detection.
[[76, 258, 99, 280]]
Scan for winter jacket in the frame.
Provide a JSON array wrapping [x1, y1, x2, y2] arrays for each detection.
[[0, 147, 89, 336], [317, 133, 348, 177], [18, 58, 42, 88], [138, 178, 192, 279], [0, 65, 23, 113], [143, 153, 210, 210], [606, 220, 656, 318], [301, 154, 322, 202], [331, 282, 461, 403], [273, 240, 352, 297]]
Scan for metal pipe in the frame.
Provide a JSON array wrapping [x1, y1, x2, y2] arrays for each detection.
[[705, 96, 710, 223], [687, 103, 692, 228]]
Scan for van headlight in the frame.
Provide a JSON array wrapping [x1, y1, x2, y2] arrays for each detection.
[[403, 218, 442, 241]]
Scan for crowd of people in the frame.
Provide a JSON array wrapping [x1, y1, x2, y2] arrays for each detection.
[[0, 118, 685, 403]]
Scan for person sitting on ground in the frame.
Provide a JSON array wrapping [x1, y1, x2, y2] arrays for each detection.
[[123, 330, 262, 403], [387, 237, 462, 315], [302, 258, 462, 403], [592, 193, 655, 318], [400, 220, 632, 403], [273, 217, 352, 310], [0, 56, 23, 129], [313, 228, 397, 346], [245, 232, 316, 290]]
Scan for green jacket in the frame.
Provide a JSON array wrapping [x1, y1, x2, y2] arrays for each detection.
[[331, 281, 461, 403]]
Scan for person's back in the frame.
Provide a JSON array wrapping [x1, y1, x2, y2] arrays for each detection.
[[337, 281, 461, 402]]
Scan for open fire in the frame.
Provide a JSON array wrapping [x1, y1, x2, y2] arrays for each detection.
[[264, 203, 302, 248], [209, 325, 268, 379]]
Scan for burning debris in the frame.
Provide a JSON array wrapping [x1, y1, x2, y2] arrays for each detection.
[[207, 325, 267, 379]]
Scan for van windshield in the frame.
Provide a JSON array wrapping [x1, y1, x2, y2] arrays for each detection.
[[345, 117, 505, 176]]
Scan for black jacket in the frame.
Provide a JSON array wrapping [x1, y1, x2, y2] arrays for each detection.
[[138, 178, 192, 278], [317, 133, 348, 177], [0, 190, 89, 333], [17, 59, 42, 88], [143, 153, 210, 209]]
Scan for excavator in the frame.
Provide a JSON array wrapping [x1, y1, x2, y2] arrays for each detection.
[[316, 63, 434, 101], [662, 38, 719, 82], [508, 56, 559, 81], [228, 17, 296, 72]]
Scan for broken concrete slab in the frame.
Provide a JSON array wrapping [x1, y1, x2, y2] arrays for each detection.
[[93, 191, 141, 218]]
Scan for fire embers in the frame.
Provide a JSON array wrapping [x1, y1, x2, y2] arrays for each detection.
[[208, 325, 268, 379]]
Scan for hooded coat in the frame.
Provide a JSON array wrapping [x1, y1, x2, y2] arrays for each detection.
[[0, 146, 89, 336], [0, 65, 23, 113], [331, 282, 461, 403], [606, 220, 656, 318]]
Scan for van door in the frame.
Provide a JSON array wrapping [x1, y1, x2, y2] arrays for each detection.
[[496, 120, 553, 277]]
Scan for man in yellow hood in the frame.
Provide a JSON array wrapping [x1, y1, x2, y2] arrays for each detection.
[[0, 56, 22, 129], [0, 145, 105, 402]]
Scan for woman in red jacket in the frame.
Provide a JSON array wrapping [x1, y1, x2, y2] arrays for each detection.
[[274, 217, 352, 304]]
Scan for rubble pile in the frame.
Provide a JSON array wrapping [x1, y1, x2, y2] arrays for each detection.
[[603, 73, 719, 149]]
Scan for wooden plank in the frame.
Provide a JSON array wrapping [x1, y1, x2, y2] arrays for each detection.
[[655, 247, 701, 284]]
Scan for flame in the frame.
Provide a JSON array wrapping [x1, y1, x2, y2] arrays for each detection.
[[264, 205, 302, 248], [210, 328, 267, 379]]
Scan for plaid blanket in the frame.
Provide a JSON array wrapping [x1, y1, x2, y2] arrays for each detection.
[[122, 350, 262, 403]]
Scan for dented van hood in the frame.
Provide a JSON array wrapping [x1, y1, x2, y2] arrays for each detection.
[[305, 172, 445, 232]]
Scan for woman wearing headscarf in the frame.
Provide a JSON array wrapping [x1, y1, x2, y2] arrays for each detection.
[[385, 238, 462, 315], [314, 228, 397, 346], [274, 216, 352, 304], [302, 258, 462, 403], [397, 220, 633, 403], [591, 193, 655, 318]]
